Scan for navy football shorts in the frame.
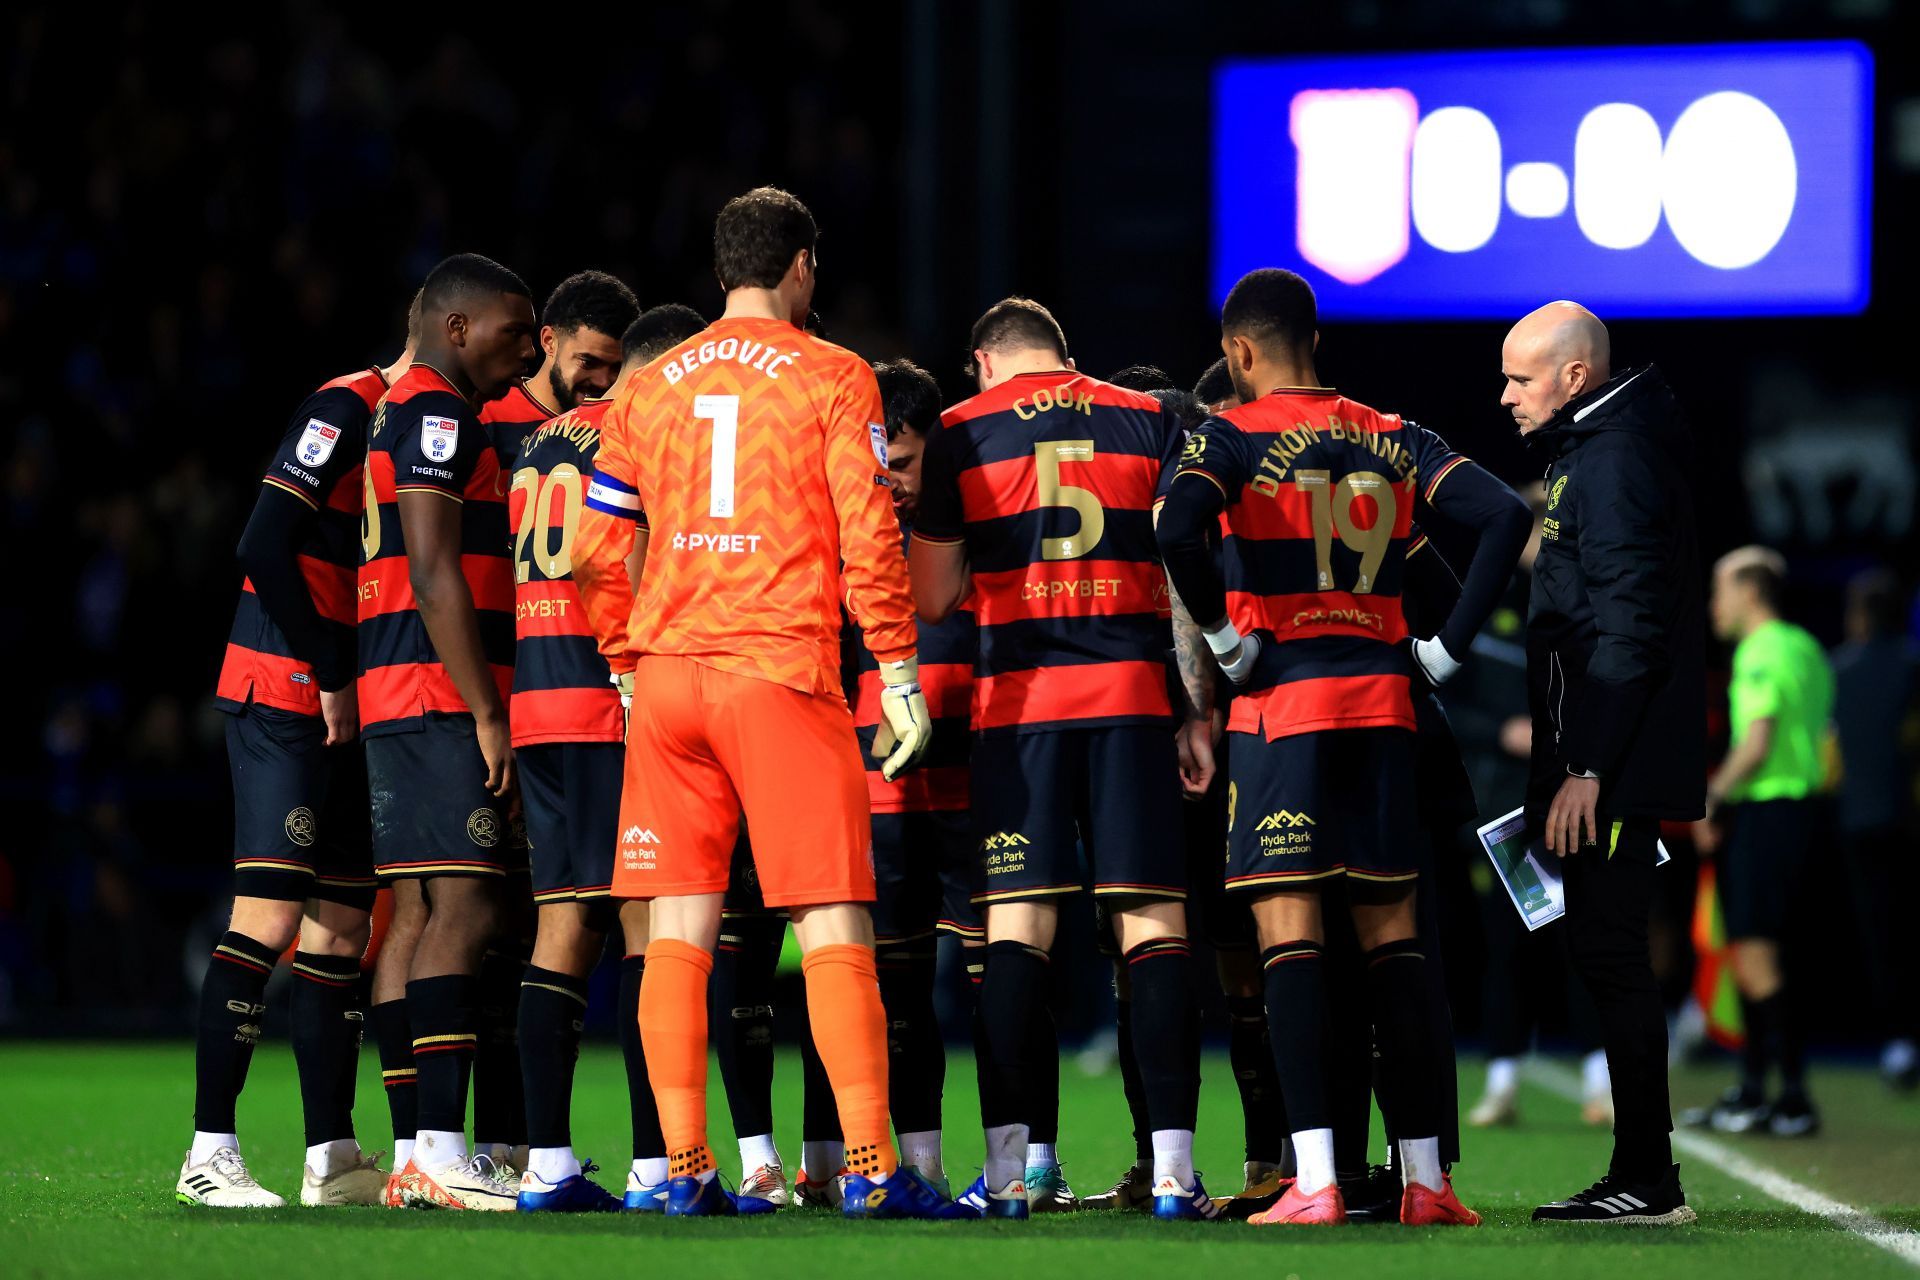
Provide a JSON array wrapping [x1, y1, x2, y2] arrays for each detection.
[[1225, 727, 1418, 893], [517, 741, 623, 905], [970, 725, 1186, 906], [367, 712, 524, 880], [225, 701, 375, 909], [872, 809, 983, 944]]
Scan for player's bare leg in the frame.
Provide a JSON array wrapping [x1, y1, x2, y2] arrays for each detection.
[[617, 900, 669, 1210]]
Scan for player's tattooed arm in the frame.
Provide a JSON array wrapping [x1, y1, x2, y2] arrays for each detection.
[[1167, 577, 1215, 720]]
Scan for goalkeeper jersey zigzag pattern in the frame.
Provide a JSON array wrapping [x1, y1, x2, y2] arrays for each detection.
[[587, 316, 916, 696]]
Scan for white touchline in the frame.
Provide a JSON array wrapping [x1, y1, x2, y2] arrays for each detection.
[[1526, 1060, 1920, 1268]]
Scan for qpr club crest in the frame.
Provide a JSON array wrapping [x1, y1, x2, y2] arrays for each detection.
[[299, 418, 340, 467], [466, 808, 499, 848], [422, 415, 460, 463]]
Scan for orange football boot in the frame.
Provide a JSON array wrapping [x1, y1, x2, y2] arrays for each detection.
[[1248, 1179, 1347, 1226], [1401, 1174, 1481, 1226]]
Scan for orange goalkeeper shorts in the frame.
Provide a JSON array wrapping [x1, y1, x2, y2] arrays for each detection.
[[611, 654, 874, 908]]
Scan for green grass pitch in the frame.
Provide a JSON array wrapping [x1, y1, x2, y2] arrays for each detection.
[[4, 1042, 1917, 1279]]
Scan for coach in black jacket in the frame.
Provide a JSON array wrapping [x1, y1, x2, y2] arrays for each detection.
[[1500, 301, 1705, 1227]]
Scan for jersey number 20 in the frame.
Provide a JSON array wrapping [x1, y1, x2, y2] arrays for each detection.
[[511, 464, 584, 583]]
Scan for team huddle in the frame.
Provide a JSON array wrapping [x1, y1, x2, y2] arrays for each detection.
[[184, 185, 1544, 1227]]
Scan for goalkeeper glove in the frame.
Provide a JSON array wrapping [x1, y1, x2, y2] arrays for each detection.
[[611, 670, 635, 737], [871, 655, 933, 782], [1202, 619, 1262, 686]]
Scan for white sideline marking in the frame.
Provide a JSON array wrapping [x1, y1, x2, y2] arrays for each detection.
[[1527, 1060, 1920, 1267]]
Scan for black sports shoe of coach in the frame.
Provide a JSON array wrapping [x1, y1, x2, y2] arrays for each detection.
[[1499, 303, 1706, 1226]]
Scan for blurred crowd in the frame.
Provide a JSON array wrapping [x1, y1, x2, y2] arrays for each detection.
[[1, 3, 902, 1028], [5, 4, 1915, 1072]]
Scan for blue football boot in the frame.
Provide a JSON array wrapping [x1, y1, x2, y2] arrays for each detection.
[[665, 1173, 778, 1216], [623, 1169, 669, 1213], [516, 1160, 620, 1213], [841, 1165, 973, 1220], [1151, 1172, 1222, 1221]]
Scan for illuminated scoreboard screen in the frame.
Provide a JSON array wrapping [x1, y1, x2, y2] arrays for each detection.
[[1210, 43, 1874, 318]]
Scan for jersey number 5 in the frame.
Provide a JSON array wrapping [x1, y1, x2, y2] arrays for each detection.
[[510, 464, 585, 584], [1035, 440, 1105, 561], [1294, 469, 1397, 593]]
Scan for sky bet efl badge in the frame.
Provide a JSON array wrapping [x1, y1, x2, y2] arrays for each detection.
[[298, 418, 339, 467], [869, 421, 889, 467], [422, 416, 459, 462]]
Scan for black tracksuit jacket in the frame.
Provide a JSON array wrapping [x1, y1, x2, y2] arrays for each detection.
[[1524, 365, 1707, 824]]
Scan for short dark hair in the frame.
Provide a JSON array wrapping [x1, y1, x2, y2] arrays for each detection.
[[1150, 387, 1206, 433], [714, 187, 818, 291], [543, 270, 639, 340], [622, 304, 707, 365], [421, 253, 530, 316], [404, 287, 425, 343], [1221, 268, 1317, 351], [872, 359, 943, 441], [1192, 357, 1235, 408], [1109, 364, 1176, 393], [966, 296, 1067, 376]]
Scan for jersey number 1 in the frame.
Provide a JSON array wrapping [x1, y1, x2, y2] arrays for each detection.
[[697, 394, 740, 519]]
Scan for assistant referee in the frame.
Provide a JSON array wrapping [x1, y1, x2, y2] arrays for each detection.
[[1498, 302, 1706, 1227]]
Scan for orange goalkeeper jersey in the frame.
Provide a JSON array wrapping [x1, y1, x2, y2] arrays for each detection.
[[582, 315, 915, 696]]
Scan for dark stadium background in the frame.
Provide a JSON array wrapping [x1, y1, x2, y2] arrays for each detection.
[[4, 0, 1913, 1052]]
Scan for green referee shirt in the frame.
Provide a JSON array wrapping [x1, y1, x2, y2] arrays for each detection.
[[1728, 618, 1835, 803]]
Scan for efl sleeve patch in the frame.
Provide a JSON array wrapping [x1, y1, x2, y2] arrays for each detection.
[[869, 421, 889, 467], [421, 416, 460, 464], [297, 418, 341, 468]]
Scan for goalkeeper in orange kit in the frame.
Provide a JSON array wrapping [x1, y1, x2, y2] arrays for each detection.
[[574, 187, 963, 1219]]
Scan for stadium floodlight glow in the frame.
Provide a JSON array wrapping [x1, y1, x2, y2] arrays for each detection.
[[1212, 42, 1874, 318]]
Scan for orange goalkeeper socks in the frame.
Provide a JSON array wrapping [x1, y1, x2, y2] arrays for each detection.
[[640, 937, 716, 1179], [802, 943, 899, 1180]]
